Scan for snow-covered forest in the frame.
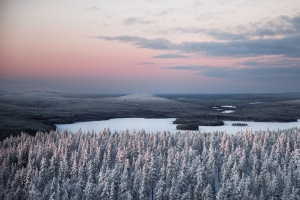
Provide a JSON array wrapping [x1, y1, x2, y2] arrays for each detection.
[[1, 128, 300, 199]]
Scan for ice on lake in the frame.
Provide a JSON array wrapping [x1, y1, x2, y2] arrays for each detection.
[[56, 118, 300, 134], [56, 118, 178, 134], [199, 120, 300, 134]]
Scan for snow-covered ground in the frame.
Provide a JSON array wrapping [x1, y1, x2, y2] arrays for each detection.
[[221, 110, 235, 114], [199, 120, 300, 134], [249, 102, 262, 104], [117, 94, 171, 102], [213, 106, 236, 113], [56, 118, 300, 134], [221, 105, 236, 108]]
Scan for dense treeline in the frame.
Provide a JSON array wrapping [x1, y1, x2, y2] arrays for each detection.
[[1, 127, 300, 199], [232, 123, 248, 127], [176, 124, 199, 130], [174, 118, 224, 129]]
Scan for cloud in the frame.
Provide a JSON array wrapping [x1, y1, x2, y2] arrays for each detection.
[[95, 36, 174, 50], [162, 65, 209, 71], [0, 78, 40, 84], [156, 15, 300, 41], [162, 27, 248, 41], [135, 62, 155, 65], [84, 6, 101, 12], [123, 17, 153, 25], [200, 66, 300, 81], [193, 0, 202, 7], [162, 56, 300, 82], [238, 57, 300, 68], [250, 15, 300, 37], [94, 34, 300, 58], [152, 53, 187, 59]]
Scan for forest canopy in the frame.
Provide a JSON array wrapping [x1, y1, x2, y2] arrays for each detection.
[[1, 128, 300, 199]]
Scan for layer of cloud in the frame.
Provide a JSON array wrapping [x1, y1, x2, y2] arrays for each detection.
[[123, 17, 153, 25], [162, 65, 208, 71], [239, 57, 300, 68], [94, 35, 300, 58], [162, 58, 300, 82], [152, 53, 187, 59], [135, 62, 155, 65], [84, 6, 101, 12], [201, 66, 300, 81], [96, 36, 174, 50], [193, 0, 202, 7], [156, 15, 300, 41]]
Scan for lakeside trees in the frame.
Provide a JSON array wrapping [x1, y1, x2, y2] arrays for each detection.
[[1, 127, 300, 199]]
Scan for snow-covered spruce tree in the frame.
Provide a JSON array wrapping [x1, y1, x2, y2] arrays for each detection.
[[1, 128, 300, 199]]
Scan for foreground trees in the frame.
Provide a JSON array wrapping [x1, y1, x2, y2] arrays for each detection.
[[1, 127, 300, 199]]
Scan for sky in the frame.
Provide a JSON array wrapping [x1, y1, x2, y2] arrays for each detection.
[[0, 0, 300, 94]]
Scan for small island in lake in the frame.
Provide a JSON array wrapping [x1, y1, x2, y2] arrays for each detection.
[[174, 118, 224, 130], [232, 123, 248, 126]]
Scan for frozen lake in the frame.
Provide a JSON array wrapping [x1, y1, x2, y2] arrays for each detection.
[[56, 118, 300, 134], [199, 120, 300, 134], [56, 118, 178, 134]]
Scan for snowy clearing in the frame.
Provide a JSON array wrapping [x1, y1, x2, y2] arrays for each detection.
[[221, 110, 235, 114], [221, 105, 236, 108], [117, 94, 172, 102]]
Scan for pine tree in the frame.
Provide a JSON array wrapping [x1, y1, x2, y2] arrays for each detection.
[[139, 176, 148, 200], [148, 152, 157, 200], [119, 168, 130, 199], [169, 177, 180, 200], [203, 184, 214, 200], [84, 180, 94, 200], [109, 182, 116, 200], [216, 186, 226, 200], [155, 177, 166, 200], [73, 183, 83, 200], [38, 157, 48, 191], [49, 177, 57, 197], [194, 166, 206, 200], [28, 183, 41, 200], [13, 186, 23, 200]]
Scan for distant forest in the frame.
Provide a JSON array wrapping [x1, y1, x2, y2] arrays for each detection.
[[1, 128, 300, 199]]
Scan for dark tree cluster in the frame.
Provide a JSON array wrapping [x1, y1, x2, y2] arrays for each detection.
[[1, 127, 300, 199], [174, 118, 224, 129], [176, 124, 199, 131], [232, 123, 248, 127]]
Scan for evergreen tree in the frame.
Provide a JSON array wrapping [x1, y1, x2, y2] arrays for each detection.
[[203, 184, 214, 200], [169, 177, 180, 200], [155, 177, 166, 200]]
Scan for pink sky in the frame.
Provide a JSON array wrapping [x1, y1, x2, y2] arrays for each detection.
[[1, 0, 299, 93]]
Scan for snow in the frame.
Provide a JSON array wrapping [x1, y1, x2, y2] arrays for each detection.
[[117, 94, 171, 102], [249, 102, 262, 104], [56, 118, 178, 134], [221, 105, 236, 108], [221, 110, 235, 114], [56, 118, 300, 134], [199, 120, 300, 134]]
